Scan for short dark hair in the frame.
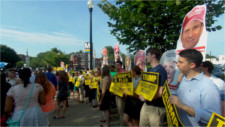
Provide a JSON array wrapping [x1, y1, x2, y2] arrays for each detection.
[[202, 61, 214, 74], [116, 61, 123, 66], [146, 48, 162, 61], [179, 49, 203, 68], [47, 66, 53, 72], [132, 65, 142, 75]]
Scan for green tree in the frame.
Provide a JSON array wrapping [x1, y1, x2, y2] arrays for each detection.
[[0, 44, 21, 68], [30, 48, 70, 68], [105, 46, 115, 61], [16, 60, 25, 68], [98, 0, 225, 53], [206, 53, 217, 59]]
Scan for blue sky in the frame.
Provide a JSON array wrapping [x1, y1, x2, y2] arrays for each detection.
[[1, 1, 224, 58]]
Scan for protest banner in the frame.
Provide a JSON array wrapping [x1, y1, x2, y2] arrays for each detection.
[[135, 72, 159, 101], [207, 112, 225, 127], [75, 77, 82, 87], [101, 48, 108, 68], [116, 71, 133, 96], [134, 50, 146, 71], [91, 76, 100, 89], [162, 80, 184, 127], [125, 49, 131, 71], [84, 75, 92, 85], [109, 75, 123, 97], [176, 5, 207, 61], [160, 50, 179, 95], [114, 44, 123, 62]]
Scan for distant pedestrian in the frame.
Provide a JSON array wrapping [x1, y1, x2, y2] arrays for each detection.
[[7, 68, 20, 86], [200, 61, 225, 117], [1, 73, 11, 126], [123, 66, 143, 127], [99, 65, 112, 127], [46, 66, 57, 89], [54, 71, 69, 119], [35, 72, 56, 125], [115, 60, 126, 126]]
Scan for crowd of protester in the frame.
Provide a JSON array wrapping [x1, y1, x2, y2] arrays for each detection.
[[0, 48, 224, 127]]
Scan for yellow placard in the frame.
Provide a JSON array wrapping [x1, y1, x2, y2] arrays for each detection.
[[116, 72, 133, 96], [109, 75, 123, 97], [162, 81, 184, 127], [75, 78, 82, 87], [135, 72, 159, 101], [91, 77, 100, 89], [84, 76, 92, 85], [207, 112, 225, 127]]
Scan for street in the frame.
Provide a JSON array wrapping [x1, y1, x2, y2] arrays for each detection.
[[49, 93, 120, 126]]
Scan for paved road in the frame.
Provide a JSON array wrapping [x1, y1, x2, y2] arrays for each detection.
[[48, 93, 120, 126]]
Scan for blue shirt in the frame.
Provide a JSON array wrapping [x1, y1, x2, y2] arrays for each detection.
[[46, 71, 57, 89], [177, 73, 221, 126]]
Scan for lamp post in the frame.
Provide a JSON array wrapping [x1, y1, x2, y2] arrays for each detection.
[[87, 0, 94, 70]]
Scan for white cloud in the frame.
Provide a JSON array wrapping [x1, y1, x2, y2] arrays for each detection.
[[1, 28, 84, 46]]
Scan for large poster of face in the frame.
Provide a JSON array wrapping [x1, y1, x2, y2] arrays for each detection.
[[114, 44, 122, 62], [125, 50, 131, 71], [134, 50, 146, 71], [101, 48, 108, 68], [176, 5, 207, 61], [160, 50, 179, 95]]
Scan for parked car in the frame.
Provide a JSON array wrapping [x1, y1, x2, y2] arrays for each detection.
[[212, 65, 225, 80]]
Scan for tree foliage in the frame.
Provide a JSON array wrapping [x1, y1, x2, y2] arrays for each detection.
[[98, 0, 225, 53], [30, 48, 70, 68], [0, 44, 21, 68]]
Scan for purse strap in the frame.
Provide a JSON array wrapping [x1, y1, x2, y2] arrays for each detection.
[[18, 83, 35, 120]]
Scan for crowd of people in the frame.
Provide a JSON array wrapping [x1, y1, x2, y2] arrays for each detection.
[[0, 48, 224, 127]]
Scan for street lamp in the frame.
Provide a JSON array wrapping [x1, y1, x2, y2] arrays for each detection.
[[87, 0, 94, 70]]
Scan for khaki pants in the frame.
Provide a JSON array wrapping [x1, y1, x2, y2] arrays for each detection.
[[115, 96, 125, 126], [79, 85, 84, 101], [139, 103, 166, 126]]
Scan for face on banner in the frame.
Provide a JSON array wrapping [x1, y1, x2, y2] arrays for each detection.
[[176, 5, 207, 61], [134, 50, 146, 71], [126, 55, 130, 71], [102, 48, 108, 68], [114, 44, 122, 62], [160, 50, 179, 95]]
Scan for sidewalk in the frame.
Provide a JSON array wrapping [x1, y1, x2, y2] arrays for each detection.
[[49, 93, 120, 126]]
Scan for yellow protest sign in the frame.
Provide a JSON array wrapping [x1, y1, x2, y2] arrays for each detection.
[[75, 78, 82, 87], [207, 112, 225, 127], [116, 72, 133, 96], [135, 72, 159, 101], [109, 75, 123, 97], [84, 76, 92, 85], [162, 81, 184, 127], [91, 76, 100, 89]]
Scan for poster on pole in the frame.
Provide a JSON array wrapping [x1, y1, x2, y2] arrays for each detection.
[[207, 112, 225, 127], [160, 49, 179, 95], [114, 44, 123, 62], [101, 48, 108, 68], [176, 5, 207, 61], [135, 72, 159, 101], [162, 80, 184, 127], [134, 50, 146, 71], [125, 49, 131, 71]]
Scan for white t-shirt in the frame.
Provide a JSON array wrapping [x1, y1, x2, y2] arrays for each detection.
[[210, 75, 225, 100]]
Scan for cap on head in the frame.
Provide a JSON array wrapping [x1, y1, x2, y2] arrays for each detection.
[[182, 5, 206, 31]]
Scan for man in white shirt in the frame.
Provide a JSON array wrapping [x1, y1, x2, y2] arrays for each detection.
[[200, 61, 225, 117]]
